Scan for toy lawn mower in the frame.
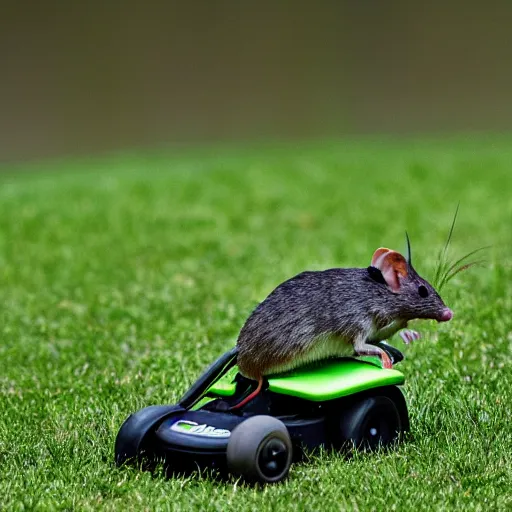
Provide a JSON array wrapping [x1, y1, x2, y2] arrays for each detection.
[[115, 342, 409, 484]]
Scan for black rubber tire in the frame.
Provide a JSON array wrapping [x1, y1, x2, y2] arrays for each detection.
[[337, 395, 403, 451], [226, 415, 293, 484]]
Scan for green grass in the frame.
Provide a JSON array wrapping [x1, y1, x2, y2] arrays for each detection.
[[1, 136, 511, 511]]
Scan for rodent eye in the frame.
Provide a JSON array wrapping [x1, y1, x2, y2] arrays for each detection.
[[418, 285, 429, 298]]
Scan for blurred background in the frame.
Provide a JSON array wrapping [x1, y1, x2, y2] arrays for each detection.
[[2, 1, 512, 163]]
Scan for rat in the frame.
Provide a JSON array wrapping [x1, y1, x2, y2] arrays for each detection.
[[232, 241, 453, 409]]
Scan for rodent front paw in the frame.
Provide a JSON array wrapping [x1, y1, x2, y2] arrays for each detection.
[[400, 329, 420, 345]]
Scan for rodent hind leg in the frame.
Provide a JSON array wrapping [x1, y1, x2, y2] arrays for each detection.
[[353, 336, 393, 369], [229, 376, 263, 410]]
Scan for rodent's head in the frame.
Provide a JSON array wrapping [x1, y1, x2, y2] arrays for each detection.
[[369, 247, 453, 323]]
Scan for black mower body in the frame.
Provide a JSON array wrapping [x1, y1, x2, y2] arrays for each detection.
[[115, 344, 409, 483]]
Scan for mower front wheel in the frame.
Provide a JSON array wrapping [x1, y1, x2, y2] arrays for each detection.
[[226, 415, 293, 484]]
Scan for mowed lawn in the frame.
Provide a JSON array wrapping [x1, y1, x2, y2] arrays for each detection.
[[0, 137, 511, 511]]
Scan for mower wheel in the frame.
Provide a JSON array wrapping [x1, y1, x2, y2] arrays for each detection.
[[226, 415, 293, 484], [336, 395, 403, 451]]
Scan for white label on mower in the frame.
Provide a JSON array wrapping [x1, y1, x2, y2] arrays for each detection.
[[170, 420, 231, 438]]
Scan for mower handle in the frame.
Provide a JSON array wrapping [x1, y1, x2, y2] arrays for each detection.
[[179, 347, 239, 409]]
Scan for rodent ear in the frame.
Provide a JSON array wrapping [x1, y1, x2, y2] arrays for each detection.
[[371, 248, 392, 267], [371, 248, 408, 293]]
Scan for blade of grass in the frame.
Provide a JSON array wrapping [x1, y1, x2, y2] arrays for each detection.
[[433, 203, 460, 288], [438, 259, 487, 289], [437, 246, 491, 290]]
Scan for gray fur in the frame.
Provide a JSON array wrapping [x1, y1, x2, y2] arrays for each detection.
[[237, 263, 449, 379]]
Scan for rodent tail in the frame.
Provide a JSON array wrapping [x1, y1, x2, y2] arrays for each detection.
[[229, 376, 263, 410]]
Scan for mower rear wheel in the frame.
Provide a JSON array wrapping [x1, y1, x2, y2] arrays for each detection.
[[336, 395, 404, 451], [226, 415, 293, 484]]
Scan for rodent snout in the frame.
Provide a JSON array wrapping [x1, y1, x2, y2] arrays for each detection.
[[438, 308, 453, 322]]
